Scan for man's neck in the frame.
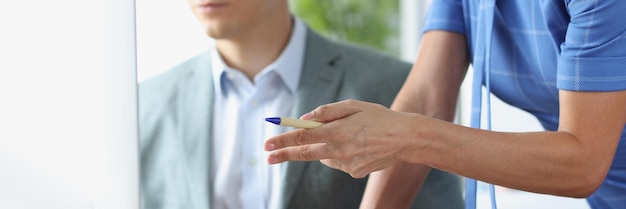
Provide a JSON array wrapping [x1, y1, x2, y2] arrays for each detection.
[[216, 13, 292, 81]]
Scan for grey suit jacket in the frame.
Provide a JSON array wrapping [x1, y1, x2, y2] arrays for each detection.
[[139, 28, 463, 209]]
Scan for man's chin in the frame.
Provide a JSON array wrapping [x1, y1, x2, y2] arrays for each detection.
[[205, 32, 229, 40], [203, 25, 234, 40]]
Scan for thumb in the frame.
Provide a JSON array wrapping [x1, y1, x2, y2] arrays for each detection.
[[300, 100, 366, 123]]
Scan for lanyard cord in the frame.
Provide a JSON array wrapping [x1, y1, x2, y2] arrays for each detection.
[[467, 0, 497, 209]]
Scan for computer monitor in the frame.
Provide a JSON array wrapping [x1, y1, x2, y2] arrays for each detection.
[[0, 1, 140, 209]]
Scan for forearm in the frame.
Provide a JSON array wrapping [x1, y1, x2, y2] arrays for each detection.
[[405, 90, 626, 198], [407, 117, 617, 197], [360, 162, 430, 209], [392, 31, 468, 122], [361, 31, 469, 208]]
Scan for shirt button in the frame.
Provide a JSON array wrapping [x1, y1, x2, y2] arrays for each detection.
[[247, 158, 257, 166], [250, 100, 258, 107]]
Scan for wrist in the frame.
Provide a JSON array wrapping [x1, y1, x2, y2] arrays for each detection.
[[396, 113, 431, 165]]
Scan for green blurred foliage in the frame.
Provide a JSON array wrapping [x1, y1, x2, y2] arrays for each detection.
[[291, 0, 400, 56]]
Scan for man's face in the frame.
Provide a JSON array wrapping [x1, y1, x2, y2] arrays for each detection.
[[187, 0, 283, 39]]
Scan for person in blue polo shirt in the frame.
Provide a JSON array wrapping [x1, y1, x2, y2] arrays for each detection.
[[264, 1, 626, 208]]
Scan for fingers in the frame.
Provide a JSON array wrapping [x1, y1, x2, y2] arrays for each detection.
[[267, 143, 329, 164], [269, 146, 375, 179], [267, 100, 385, 152], [300, 100, 373, 123], [265, 128, 324, 151], [265, 99, 394, 176]]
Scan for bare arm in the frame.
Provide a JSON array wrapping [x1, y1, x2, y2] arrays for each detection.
[[265, 38, 626, 200], [360, 31, 469, 209], [402, 90, 626, 197], [266, 90, 626, 198]]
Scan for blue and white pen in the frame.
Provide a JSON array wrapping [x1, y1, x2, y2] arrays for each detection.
[[265, 117, 324, 129]]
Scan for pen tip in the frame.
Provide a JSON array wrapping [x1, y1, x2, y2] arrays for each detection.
[[265, 117, 281, 125]]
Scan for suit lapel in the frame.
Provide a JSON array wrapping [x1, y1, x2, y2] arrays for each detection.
[[179, 30, 345, 209], [179, 51, 215, 208], [280, 28, 345, 209]]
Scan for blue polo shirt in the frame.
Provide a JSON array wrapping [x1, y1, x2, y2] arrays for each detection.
[[423, 0, 626, 208]]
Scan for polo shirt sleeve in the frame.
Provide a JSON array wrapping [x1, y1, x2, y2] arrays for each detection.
[[421, 0, 465, 34], [557, 0, 626, 91]]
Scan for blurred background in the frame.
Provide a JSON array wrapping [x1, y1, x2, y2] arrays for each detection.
[[135, 0, 589, 208], [291, 0, 400, 57]]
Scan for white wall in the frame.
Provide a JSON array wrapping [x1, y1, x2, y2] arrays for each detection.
[[136, 0, 212, 82], [1, 1, 139, 208], [399, 0, 431, 62]]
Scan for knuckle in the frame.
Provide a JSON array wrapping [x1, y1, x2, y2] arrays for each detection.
[[373, 103, 385, 109], [295, 130, 309, 145], [297, 146, 315, 161], [315, 104, 330, 116], [344, 99, 358, 104], [344, 99, 363, 108]]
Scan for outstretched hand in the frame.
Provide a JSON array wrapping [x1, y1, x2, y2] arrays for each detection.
[[265, 100, 417, 178]]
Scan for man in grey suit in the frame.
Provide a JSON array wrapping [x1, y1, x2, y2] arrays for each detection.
[[139, 0, 462, 208]]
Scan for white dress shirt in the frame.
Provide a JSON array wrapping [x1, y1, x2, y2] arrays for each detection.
[[210, 18, 306, 209]]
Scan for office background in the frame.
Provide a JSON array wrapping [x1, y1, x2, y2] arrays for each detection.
[[135, 0, 589, 208], [2, 1, 140, 208]]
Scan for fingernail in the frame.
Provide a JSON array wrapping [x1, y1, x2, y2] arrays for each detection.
[[268, 156, 279, 164], [300, 112, 313, 120], [265, 143, 275, 151]]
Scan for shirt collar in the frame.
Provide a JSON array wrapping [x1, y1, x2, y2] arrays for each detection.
[[211, 16, 307, 95]]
